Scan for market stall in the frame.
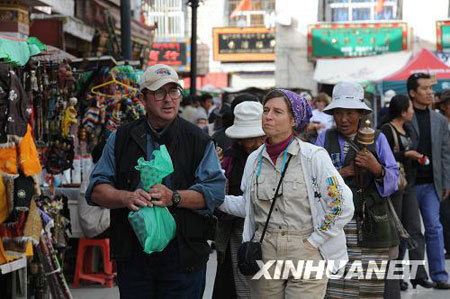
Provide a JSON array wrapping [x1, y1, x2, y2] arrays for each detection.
[[0, 34, 145, 296], [381, 48, 450, 94]]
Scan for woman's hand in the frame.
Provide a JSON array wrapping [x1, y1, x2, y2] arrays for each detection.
[[405, 150, 422, 160], [302, 239, 316, 250], [216, 146, 224, 163], [355, 150, 383, 177], [339, 162, 355, 178]]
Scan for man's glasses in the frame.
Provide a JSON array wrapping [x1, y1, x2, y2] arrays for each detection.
[[144, 87, 182, 101]]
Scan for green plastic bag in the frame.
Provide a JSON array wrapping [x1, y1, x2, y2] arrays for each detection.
[[128, 145, 176, 254]]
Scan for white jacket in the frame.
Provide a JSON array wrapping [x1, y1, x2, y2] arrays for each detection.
[[219, 138, 354, 272]]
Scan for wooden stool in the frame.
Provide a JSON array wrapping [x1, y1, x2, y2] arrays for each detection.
[[73, 238, 115, 288]]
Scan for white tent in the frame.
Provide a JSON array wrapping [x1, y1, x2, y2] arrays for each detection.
[[313, 51, 412, 84]]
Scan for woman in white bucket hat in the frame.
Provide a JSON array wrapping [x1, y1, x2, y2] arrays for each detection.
[[220, 89, 354, 298], [316, 82, 400, 298], [213, 101, 265, 299]]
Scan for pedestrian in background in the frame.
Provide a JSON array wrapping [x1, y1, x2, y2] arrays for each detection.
[[200, 93, 214, 118], [316, 82, 399, 298], [407, 73, 450, 289], [211, 102, 233, 150], [212, 93, 260, 152], [195, 109, 210, 135], [181, 95, 200, 124], [213, 101, 266, 299], [220, 89, 354, 298], [436, 89, 450, 129], [437, 90, 450, 259], [380, 95, 432, 292], [309, 92, 334, 133]]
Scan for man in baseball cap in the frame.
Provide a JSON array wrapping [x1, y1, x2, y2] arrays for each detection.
[[87, 64, 226, 297], [138, 64, 184, 128], [140, 64, 181, 92]]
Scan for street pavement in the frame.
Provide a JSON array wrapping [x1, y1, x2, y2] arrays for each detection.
[[70, 251, 450, 299]]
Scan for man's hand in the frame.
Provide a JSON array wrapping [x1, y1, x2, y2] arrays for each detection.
[[443, 189, 450, 200], [355, 150, 383, 177], [339, 162, 356, 178], [149, 184, 174, 207], [122, 189, 153, 211]]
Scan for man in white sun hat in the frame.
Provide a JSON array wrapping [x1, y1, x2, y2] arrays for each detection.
[[87, 64, 226, 298], [316, 82, 399, 298], [213, 101, 265, 299]]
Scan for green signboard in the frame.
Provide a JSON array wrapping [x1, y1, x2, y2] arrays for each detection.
[[437, 21, 450, 52], [441, 25, 450, 50], [308, 23, 407, 59]]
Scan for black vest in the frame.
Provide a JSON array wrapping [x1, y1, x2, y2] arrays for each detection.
[[225, 143, 247, 196], [324, 128, 380, 195], [111, 116, 214, 272], [323, 128, 399, 248]]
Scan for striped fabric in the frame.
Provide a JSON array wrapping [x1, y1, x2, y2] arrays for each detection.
[[326, 220, 390, 299], [228, 220, 251, 298]]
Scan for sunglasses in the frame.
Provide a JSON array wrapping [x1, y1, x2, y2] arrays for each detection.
[[411, 73, 430, 79]]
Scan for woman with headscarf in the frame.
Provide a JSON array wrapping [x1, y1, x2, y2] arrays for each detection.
[[220, 89, 354, 298], [316, 82, 399, 298]]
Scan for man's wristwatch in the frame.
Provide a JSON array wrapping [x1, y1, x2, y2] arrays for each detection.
[[171, 190, 181, 207]]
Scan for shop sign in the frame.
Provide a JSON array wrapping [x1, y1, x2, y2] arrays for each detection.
[[148, 40, 190, 72], [0, 6, 30, 36], [213, 27, 275, 62], [307, 22, 408, 59], [436, 20, 450, 52]]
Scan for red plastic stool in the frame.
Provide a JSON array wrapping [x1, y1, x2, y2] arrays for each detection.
[[73, 238, 115, 288]]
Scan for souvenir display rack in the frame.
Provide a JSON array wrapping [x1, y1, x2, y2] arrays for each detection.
[[0, 37, 145, 297]]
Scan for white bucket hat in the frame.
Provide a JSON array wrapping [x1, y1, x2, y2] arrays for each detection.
[[140, 64, 181, 91], [225, 101, 265, 139], [383, 89, 396, 105], [323, 82, 372, 115]]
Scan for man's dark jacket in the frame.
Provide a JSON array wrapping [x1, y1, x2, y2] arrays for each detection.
[[112, 116, 215, 272]]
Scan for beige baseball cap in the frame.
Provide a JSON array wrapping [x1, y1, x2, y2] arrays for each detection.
[[140, 64, 181, 91]]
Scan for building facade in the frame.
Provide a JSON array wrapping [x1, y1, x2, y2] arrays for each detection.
[[276, 0, 450, 93], [197, 0, 276, 90]]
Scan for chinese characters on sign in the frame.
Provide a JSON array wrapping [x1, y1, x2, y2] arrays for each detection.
[[148, 42, 188, 70], [213, 27, 275, 62], [436, 21, 450, 53], [307, 23, 408, 59]]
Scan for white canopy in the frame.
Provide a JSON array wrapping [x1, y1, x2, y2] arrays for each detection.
[[313, 51, 412, 84]]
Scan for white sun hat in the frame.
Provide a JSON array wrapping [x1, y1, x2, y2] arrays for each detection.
[[225, 101, 265, 139], [383, 89, 396, 105], [323, 82, 372, 115]]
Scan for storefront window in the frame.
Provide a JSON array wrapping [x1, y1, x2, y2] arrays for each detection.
[[374, 6, 394, 20], [228, 0, 275, 27], [352, 7, 371, 20], [326, 0, 399, 22], [142, 0, 185, 38], [332, 8, 349, 21]]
